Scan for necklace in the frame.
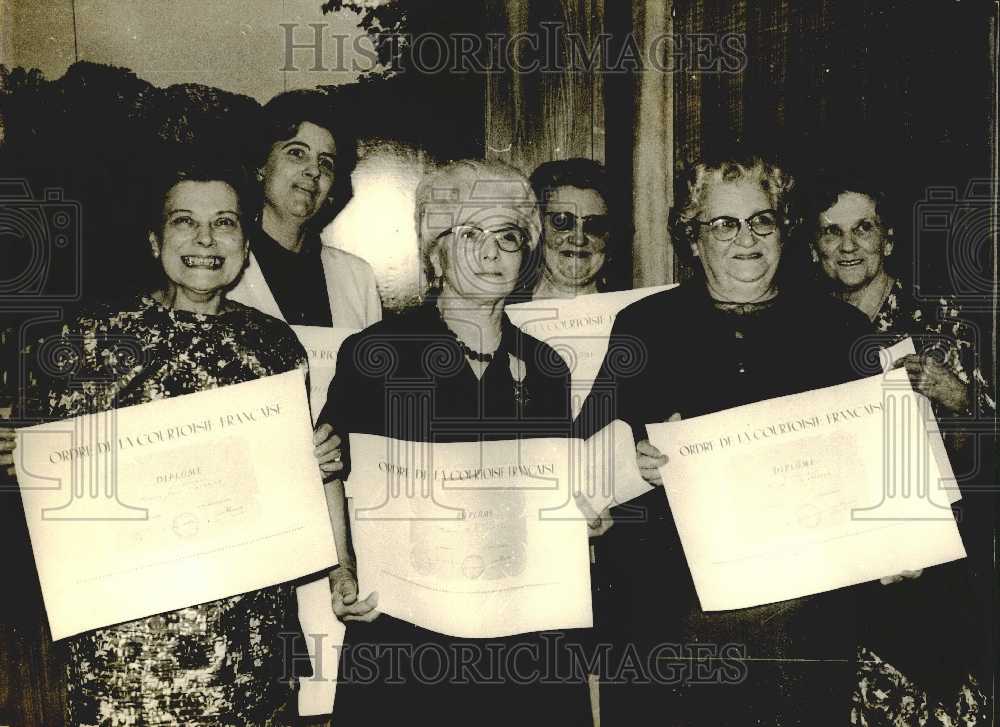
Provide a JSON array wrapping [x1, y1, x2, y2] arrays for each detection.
[[435, 307, 502, 363]]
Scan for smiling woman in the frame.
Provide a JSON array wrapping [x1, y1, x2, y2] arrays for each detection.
[[529, 158, 613, 300], [227, 90, 382, 330], [578, 152, 873, 726], [148, 178, 248, 314], [7, 162, 351, 726]]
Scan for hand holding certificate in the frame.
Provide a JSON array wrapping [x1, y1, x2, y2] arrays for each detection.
[[345, 434, 592, 638], [342, 424, 650, 639], [15, 369, 337, 640], [646, 369, 966, 612]]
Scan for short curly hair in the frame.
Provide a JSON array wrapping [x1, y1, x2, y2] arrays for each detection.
[[669, 153, 796, 265], [413, 159, 541, 298]]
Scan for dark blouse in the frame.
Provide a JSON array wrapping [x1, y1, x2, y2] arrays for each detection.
[[320, 303, 573, 449], [250, 227, 332, 327], [578, 280, 872, 727], [318, 303, 590, 727]]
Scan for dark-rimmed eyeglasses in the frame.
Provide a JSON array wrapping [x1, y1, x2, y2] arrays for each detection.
[[434, 224, 530, 253], [693, 209, 779, 242], [546, 211, 610, 237]]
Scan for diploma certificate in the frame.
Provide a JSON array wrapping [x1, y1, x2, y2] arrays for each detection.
[[289, 325, 358, 714], [290, 325, 359, 423], [507, 286, 675, 417], [345, 433, 594, 638], [646, 370, 966, 612], [15, 369, 336, 640]]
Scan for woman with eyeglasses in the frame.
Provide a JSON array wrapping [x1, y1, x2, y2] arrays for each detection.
[[577, 153, 872, 726], [807, 173, 992, 727], [317, 159, 593, 726], [528, 158, 615, 299]]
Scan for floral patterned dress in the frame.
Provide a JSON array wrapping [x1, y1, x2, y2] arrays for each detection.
[[851, 278, 993, 727], [869, 278, 994, 415], [19, 294, 308, 727]]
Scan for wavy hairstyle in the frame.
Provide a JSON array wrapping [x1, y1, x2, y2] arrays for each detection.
[[413, 159, 542, 300], [669, 153, 797, 266]]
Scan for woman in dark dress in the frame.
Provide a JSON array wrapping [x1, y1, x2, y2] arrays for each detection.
[[578, 153, 873, 726], [14, 164, 341, 726], [319, 160, 593, 726]]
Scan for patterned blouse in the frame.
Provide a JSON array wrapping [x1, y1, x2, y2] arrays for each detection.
[[871, 277, 994, 414], [852, 277, 991, 726], [19, 294, 307, 727]]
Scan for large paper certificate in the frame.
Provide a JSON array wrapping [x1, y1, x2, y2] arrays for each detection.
[[646, 369, 966, 612], [345, 433, 593, 638], [288, 326, 357, 715], [507, 286, 675, 417], [15, 369, 336, 640], [290, 325, 359, 423]]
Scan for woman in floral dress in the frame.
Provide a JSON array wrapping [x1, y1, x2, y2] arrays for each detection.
[[15, 163, 343, 726], [808, 174, 993, 727]]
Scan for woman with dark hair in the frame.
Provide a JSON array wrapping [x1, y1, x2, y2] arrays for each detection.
[[529, 158, 615, 299], [807, 174, 993, 416], [227, 89, 381, 329], [578, 152, 872, 726], [807, 173, 992, 727], [319, 159, 594, 726], [13, 163, 342, 726]]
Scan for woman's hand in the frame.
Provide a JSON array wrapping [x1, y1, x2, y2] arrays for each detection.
[[896, 354, 970, 413], [879, 569, 923, 585], [329, 564, 380, 623], [313, 423, 344, 479], [1, 426, 16, 478], [573, 492, 614, 537], [636, 439, 668, 487]]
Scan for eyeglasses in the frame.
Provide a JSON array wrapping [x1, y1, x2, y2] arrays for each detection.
[[434, 224, 530, 253], [546, 211, 610, 237], [818, 218, 881, 243], [693, 209, 779, 242]]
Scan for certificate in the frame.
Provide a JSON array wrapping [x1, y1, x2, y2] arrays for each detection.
[[290, 325, 359, 423], [345, 433, 593, 638], [15, 369, 336, 640], [288, 326, 357, 714], [646, 369, 966, 612], [507, 285, 676, 417], [879, 337, 959, 504]]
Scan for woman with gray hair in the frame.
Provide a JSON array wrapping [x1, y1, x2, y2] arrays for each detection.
[[578, 151, 872, 725], [316, 160, 592, 725]]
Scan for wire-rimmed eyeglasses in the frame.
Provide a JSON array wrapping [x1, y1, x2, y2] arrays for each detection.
[[433, 223, 530, 253]]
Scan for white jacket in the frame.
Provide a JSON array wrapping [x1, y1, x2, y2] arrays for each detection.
[[228, 245, 382, 329]]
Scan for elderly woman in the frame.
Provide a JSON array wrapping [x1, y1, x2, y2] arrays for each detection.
[[809, 176, 994, 416], [808, 174, 991, 726], [317, 159, 592, 726], [529, 158, 614, 299], [227, 89, 381, 329], [577, 153, 872, 726], [13, 164, 342, 726]]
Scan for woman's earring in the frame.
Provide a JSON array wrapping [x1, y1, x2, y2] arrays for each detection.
[[255, 169, 264, 182], [810, 249, 819, 263]]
